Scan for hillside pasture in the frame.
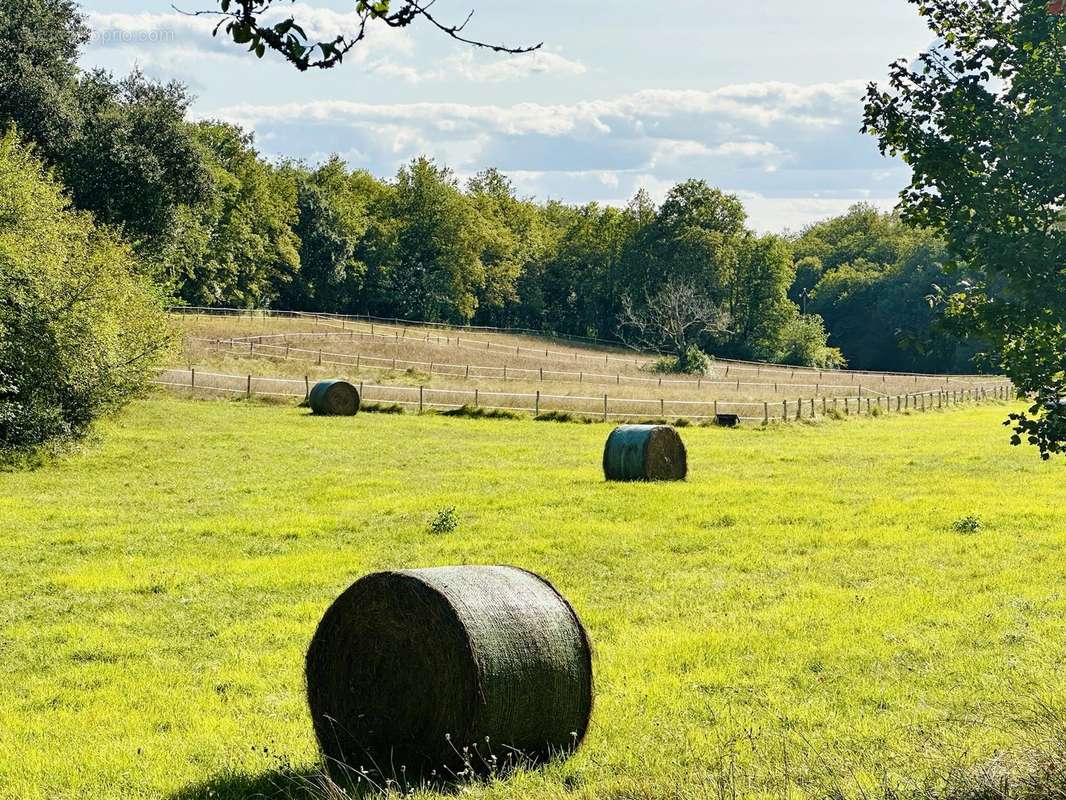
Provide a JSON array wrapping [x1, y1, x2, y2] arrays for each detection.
[[172, 313, 1011, 422]]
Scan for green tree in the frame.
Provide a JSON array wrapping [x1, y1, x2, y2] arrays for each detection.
[[794, 206, 979, 373], [280, 157, 373, 312], [0, 1, 211, 259], [625, 180, 747, 301], [467, 169, 545, 325], [863, 0, 1066, 457], [376, 157, 486, 323], [168, 122, 299, 307], [0, 0, 86, 164], [726, 234, 797, 359], [0, 130, 169, 454], [64, 70, 212, 258]]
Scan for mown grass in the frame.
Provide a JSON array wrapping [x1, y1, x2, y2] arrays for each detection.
[[0, 396, 1063, 800]]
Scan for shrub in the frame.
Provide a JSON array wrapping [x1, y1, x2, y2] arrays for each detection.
[[770, 314, 846, 369], [0, 131, 169, 455], [645, 346, 713, 375]]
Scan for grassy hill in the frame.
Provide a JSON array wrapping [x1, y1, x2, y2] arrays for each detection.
[[1, 395, 1062, 799]]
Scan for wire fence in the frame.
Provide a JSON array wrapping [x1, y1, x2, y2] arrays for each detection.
[[188, 335, 1013, 399], [172, 306, 1002, 384], [154, 368, 1015, 425]]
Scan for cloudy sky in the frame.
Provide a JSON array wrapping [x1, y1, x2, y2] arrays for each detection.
[[77, 0, 935, 232]]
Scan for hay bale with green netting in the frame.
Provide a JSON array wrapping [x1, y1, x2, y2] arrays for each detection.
[[603, 424, 687, 482], [305, 565, 593, 781], [308, 380, 360, 416]]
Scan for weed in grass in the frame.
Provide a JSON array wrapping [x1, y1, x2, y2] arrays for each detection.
[[439, 405, 524, 421], [535, 410, 598, 424], [952, 515, 983, 534], [360, 402, 405, 415], [428, 507, 459, 535]]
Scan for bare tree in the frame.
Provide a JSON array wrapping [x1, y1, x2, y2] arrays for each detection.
[[618, 278, 728, 371]]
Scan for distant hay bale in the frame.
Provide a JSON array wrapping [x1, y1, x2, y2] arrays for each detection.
[[603, 424, 687, 481], [308, 380, 360, 416], [305, 566, 593, 781]]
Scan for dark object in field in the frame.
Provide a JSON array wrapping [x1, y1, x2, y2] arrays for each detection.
[[308, 380, 360, 416], [714, 413, 740, 428], [602, 424, 687, 481], [305, 566, 593, 781]]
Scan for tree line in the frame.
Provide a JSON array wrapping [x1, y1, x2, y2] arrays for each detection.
[[0, 0, 1004, 455]]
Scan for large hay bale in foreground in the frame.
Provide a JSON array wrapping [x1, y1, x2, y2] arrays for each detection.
[[308, 380, 360, 416], [306, 566, 593, 780], [603, 424, 687, 481]]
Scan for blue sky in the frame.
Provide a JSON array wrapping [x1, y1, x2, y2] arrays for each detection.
[[77, 0, 935, 232]]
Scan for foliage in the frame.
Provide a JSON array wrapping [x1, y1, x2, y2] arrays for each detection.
[[0, 131, 169, 453], [168, 122, 300, 307], [0, 397, 1061, 797], [0, 0, 86, 164], [647, 346, 713, 375], [770, 314, 846, 370], [371, 157, 487, 323], [279, 157, 371, 312], [0, 3, 211, 260], [63, 70, 212, 259], [863, 1, 1066, 457], [793, 205, 980, 373]]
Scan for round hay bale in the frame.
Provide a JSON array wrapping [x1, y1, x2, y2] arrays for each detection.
[[305, 566, 593, 780], [309, 380, 360, 416], [602, 424, 687, 482]]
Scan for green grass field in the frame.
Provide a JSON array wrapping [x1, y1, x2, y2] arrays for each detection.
[[1, 396, 1064, 800]]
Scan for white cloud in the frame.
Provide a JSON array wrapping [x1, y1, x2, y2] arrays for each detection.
[[196, 78, 904, 232]]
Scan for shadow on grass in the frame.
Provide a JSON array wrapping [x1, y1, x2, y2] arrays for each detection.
[[169, 768, 364, 800]]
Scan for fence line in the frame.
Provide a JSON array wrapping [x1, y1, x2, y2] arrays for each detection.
[[155, 368, 1013, 425], [188, 336, 1013, 400], [174, 306, 1002, 384]]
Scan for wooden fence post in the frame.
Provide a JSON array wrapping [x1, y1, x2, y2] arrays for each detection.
[[419, 385, 424, 413], [660, 398, 665, 417], [783, 399, 788, 420], [536, 390, 540, 416], [246, 375, 252, 398], [764, 401, 769, 424], [304, 375, 309, 399], [604, 394, 608, 422], [191, 368, 196, 389], [475, 388, 479, 408]]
